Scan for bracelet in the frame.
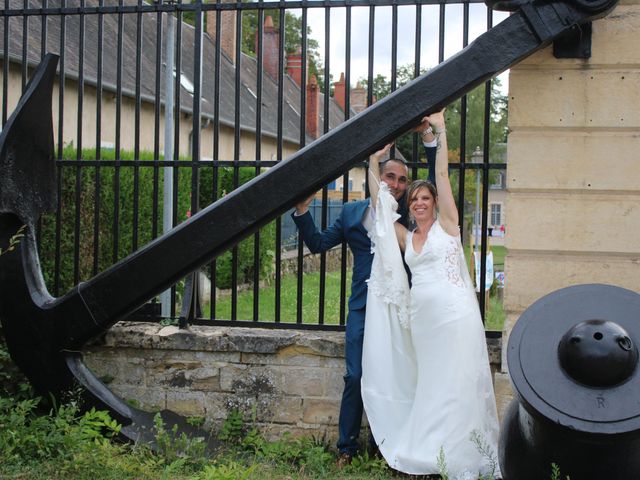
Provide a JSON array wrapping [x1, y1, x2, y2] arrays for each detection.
[[435, 128, 446, 134], [420, 126, 433, 137]]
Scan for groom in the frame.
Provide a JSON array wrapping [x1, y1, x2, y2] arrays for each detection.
[[292, 121, 436, 467]]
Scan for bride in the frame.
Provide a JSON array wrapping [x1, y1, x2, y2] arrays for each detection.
[[362, 111, 501, 479]]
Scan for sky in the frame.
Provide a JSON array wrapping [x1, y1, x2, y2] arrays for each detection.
[[294, 4, 510, 93]]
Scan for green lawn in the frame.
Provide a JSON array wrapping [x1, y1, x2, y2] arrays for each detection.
[[206, 270, 352, 325], [204, 266, 505, 331]]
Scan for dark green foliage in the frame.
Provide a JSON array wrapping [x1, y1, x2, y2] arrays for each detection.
[[199, 166, 276, 290], [217, 409, 246, 444], [38, 146, 192, 294], [36, 147, 275, 296], [0, 396, 122, 474], [153, 413, 208, 469]]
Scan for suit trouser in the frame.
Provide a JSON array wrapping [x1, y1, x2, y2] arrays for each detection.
[[337, 307, 365, 455]]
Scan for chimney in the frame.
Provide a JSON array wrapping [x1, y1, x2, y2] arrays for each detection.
[[306, 75, 319, 139], [256, 15, 280, 81], [286, 47, 304, 87], [333, 72, 346, 111], [350, 82, 367, 113], [205, 1, 237, 64]]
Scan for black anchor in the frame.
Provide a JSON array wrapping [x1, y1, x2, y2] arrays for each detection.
[[0, 0, 618, 448]]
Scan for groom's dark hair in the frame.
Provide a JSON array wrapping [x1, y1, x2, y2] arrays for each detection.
[[379, 158, 408, 173]]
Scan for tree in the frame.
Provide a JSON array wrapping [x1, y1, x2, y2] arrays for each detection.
[[241, 10, 323, 82], [359, 64, 508, 164], [445, 81, 508, 160]]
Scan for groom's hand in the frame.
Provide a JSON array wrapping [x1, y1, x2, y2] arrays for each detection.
[[295, 193, 316, 215], [413, 116, 435, 144]]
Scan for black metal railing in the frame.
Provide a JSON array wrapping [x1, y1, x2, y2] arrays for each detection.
[[0, 0, 507, 329]]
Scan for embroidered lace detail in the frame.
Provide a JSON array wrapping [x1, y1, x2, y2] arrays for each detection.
[[367, 184, 411, 330], [444, 238, 465, 288]]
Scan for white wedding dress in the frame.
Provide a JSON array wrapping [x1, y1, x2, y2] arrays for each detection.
[[362, 184, 501, 479]]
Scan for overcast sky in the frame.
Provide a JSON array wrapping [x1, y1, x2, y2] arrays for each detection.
[[298, 4, 509, 93]]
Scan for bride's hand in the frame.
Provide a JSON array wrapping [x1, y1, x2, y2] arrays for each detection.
[[370, 142, 393, 163], [426, 110, 446, 132]]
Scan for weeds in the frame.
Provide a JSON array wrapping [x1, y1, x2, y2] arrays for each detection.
[[550, 462, 571, 480], [437, 446, 450, 480], [153, 413, 208, 469], [345, 450, 389, 474], [470, 430, 499, 480], [0, 224, 26, 257], [0, 392, 583, 480]]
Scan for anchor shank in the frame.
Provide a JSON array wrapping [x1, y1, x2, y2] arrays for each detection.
[[63, 0, 614, 347]]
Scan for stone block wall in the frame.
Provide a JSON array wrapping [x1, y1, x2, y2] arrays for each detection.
[[498, 0, 640, 414], [84, 322, 501, 442]]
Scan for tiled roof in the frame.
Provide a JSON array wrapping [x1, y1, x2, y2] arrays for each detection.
[[0, 0, 350, 148]]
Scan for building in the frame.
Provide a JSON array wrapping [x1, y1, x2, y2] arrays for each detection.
[[0, 1, 370, 197]]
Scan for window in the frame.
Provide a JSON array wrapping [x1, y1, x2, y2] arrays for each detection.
[[490, 204, 502, 226], [490, 170, 506, 190]]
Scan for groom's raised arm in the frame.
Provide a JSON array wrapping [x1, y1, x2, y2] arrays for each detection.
[[415, 117, 437, 184]]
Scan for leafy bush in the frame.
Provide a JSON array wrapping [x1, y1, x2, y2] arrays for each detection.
[[0, 395, 121, 473], [199, 166, 276, 290], [37, 147, 276, 296]]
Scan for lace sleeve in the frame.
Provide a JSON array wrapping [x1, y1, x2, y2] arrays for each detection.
[[367, 184, 411, 329]]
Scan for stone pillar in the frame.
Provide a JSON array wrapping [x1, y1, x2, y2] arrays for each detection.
[[205, 0, 236, 63], [498, 1, 640, 419]]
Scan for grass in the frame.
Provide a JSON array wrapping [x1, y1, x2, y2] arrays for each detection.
[[205, 270, 352, 325], [204, 266, 505, 332], [484, 295, 505, 332], [0, 395, 398, 480]]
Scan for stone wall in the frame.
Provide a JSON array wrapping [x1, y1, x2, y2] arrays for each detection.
[[84, 322, 501, 442], [497, 0, 640, 416]]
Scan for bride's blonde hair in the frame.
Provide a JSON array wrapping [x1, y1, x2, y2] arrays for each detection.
[[407, 180, 437, 206]]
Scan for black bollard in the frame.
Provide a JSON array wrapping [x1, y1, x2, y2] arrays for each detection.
[[500, 284, 640, 479]]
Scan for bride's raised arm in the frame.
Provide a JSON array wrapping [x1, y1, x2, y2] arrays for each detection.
[[428, 111, 459, 236], [368, 143, 409, 252], [367, 142, 392, 211]]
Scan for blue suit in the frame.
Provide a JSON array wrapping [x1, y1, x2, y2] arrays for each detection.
[[292, 200, 372, 455], [292, 145, 436, 455]]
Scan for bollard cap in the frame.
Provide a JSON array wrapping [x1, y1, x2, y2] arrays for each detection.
[[508, 284, 640, 435]]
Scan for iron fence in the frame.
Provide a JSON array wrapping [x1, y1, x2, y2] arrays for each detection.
[[0, 0, 507, 330]]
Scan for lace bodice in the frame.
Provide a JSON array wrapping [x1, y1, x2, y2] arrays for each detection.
[[404, 221, 468, 290]]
